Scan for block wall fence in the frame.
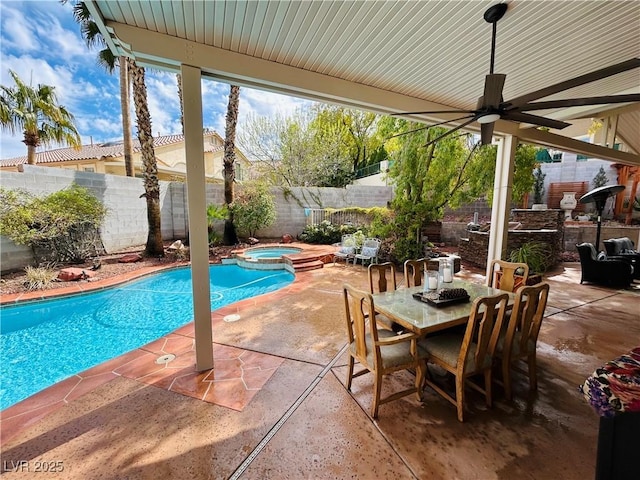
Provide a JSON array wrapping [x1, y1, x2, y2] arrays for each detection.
[[0, 166, 393, 272]]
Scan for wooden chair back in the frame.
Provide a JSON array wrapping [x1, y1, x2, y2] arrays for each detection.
[[404, 258, 428, 288], [368, 262, 397, 294], [488, 259, 530, 292], [498, 282, 550, 399], [462, 293, 510, 372], [506, 282, 549, 358], [343, 284, 376, 361]]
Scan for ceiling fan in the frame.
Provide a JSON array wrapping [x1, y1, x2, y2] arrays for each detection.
[[392, 3, 640, 147]]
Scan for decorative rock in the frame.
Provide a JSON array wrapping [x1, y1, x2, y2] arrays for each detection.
[[248, 237, 260, 245], [282, 234, 294, 243], [118, 253, 143, 263], [57, 268, 97, 282], [167, 240, 184, 251]]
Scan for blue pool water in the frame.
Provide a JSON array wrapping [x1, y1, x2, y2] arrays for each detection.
[[244, 247, 301, 259], [0, 265, 294, 410]]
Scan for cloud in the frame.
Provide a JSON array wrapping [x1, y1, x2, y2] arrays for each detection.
[[0, 1, 316, 161]]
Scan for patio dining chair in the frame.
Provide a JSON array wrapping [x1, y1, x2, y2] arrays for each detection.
[[353, 238, 381, 266], [403, 258, 429, 288], [333, 234, 356, 266], [342, 284, 426, 418], [368, 263, 404, 333], [419, 292, 509, 422], [494, 282, 549, 401], [487, 259, 530, 292]]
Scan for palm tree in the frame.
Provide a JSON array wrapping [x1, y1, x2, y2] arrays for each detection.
[[71, 1, 163, 256], [130, 60, 164, 256], [223, 85, 240, 245], [71, 2, 134, 177], [0, 70, 81, 164]]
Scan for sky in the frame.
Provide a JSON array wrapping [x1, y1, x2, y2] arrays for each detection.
[[0, 0, 311, 160]]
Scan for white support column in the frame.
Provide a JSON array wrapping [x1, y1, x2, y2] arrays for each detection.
[[486, 135, 518, 279], [181, 64, 214, 371]]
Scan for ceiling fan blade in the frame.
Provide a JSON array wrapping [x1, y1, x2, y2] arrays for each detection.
[[517, 94, 640, 112], [422, 117, 478, 148], [502, 111, 571, 130], [482, 74, 506, 108], [388, 115, 475, 139], [481, 122, 495, 145], [503, 58, 640, 109], [390, 109, 474, 116]]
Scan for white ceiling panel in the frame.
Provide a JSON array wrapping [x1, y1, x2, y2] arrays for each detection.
[[88, 0, 640, 162]]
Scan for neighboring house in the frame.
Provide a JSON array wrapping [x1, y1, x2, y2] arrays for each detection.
[[0, 131, 251, 183]]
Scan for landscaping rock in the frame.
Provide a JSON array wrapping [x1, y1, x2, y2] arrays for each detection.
[[281, 234, 294, 243], [248, 237, 260, 245], [118, 253, 143, 263], [57, 268, 97, 282]]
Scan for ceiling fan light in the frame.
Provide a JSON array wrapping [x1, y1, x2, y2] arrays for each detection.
[[477, 113, 501, 124]]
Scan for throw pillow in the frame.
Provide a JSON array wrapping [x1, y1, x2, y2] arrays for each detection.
[[361, 246, 378, 257]]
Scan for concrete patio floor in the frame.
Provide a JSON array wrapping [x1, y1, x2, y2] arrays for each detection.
[[1, 260, 639, 479]]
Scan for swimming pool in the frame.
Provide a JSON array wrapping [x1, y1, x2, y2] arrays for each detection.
[[242, 247, 302, 259], [0, 265, 294, 410]]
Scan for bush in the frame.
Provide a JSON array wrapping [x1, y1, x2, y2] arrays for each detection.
[[297, 221, 367, 245], [508, 241, 552, 274], [229, 183, 276, 238], [0, 184, 107, 264], [23, 265, 58, 291]]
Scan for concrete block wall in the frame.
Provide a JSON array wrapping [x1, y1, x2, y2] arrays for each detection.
[[1, 168, 393, 272], [0, 166, 175, 271]]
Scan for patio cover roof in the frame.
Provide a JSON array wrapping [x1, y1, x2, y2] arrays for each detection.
[[86, 0, 640, 165], [84, 0, 640, 370]]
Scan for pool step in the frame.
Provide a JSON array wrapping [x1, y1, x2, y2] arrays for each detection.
[[291, 260, 325, 272], [284, 253, 329, 272]]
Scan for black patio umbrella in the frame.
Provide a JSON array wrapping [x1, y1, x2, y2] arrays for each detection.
[[579, 184, 625, 251]]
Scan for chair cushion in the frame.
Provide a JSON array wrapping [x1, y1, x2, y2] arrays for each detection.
[[360, 246, 378, 257], [349, 330, 419, 369], [338, 246, 355, 255], [420, 334, 492, 372], [496, 331, 535, 357]]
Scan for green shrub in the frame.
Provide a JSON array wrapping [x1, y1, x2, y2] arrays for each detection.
[[508, 241, 552, 274], [229, 183, 277, 238], [0, 184, 107, 264]]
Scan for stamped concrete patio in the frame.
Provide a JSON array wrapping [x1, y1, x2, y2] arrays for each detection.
[[1, 260, 638, 479]]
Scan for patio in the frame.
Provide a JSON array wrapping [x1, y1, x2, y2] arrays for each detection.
[[2, 260, 639, 479]]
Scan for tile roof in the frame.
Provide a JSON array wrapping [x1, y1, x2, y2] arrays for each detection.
[[0, 133, 223, 167]]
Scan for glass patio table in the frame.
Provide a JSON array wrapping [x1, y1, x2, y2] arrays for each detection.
[[371, 279, 515, 337]]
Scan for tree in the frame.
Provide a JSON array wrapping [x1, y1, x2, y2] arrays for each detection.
[[130, 61, 164, 256], [71, 1, 134, 176], [383, 120, 493, 262], [0, 70, 81, 165], [239, 107, 360, 187], [223, 85, 241, 245], [592, 166, 609, 188], [72, 1, 163, 256], [230, 183, 276, 238]]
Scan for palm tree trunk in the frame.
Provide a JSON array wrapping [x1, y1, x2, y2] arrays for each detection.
[[120, 56, 134, 177], [223, 85, 240, 245], [24, 135, 38, 165], [130, 60, 164, 257], [176, 73, 184, 134]]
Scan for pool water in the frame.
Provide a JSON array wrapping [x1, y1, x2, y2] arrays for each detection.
[[243, 247, 302, 259], [0, 265, 294, 410]]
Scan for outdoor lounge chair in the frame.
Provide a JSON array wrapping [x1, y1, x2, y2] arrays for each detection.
[[353, 238, 381, 266], [333, 234, 356, 266], [575, 243, 633, 288], [603, 237, 640, 279]]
